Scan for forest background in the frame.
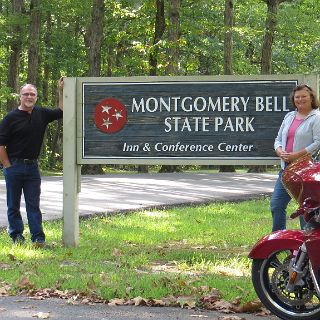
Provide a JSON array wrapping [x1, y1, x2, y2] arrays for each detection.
[[0, 0, 319, 173]]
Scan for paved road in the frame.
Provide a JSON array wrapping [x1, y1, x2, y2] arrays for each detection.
[[0, 295, 278, 320], [0, 172, 278, 319], [0, 172, 277, 228]]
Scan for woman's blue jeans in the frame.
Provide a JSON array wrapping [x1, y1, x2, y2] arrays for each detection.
[[3, 161, 45, 242], [270, 170, 306, 231]]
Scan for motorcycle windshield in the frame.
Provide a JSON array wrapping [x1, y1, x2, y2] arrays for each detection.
[[282, 155, 320, 205]]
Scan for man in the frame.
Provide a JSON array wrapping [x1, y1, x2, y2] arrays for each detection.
[[0, 78, 64, 247]]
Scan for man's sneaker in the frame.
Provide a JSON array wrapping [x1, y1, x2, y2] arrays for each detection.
[[33, 240, 46, 249], [12, 235, 25, 245]]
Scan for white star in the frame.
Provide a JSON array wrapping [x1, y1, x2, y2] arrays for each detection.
[[112, 109, 123, 120], [101, 105, 112, 113], [102, 118, 112, 128]]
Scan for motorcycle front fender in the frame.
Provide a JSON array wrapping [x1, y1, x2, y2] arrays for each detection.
[[249, 230, 304, 259]]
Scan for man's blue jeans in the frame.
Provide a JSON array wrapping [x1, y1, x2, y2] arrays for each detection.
[[3, 161, 45, 242], [270, 170, 306, 231]]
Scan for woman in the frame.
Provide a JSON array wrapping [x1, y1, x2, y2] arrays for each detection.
[[271, 84, 320, 231]]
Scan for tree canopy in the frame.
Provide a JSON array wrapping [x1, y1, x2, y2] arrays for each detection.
[[0, 0, 319, 169]]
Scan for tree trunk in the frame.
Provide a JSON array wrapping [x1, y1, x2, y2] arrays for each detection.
[[166, 0, 180, 75], [49, 120, 62, 168], [6, 0, 25, 111], [149, 0, 165, 76], [223, 0, 233, 75], [48, 77, 63, 167], [248, 0, 285, 173], [249, 0, 286, 173], [82, 0, 105, 175], [160, 0, 181, 173], [84, 0, 105, 76], [220, 0, 235, 173], [46, 14, 63, 169], [27, 0, 41, 84], [106, 46, 113, 77], [42, 12, 52, 104], [142, 0, 166, 174], [260, 0, 286, 74]]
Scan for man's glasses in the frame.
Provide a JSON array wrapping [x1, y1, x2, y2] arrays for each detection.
[[21, 93, 36, 97]]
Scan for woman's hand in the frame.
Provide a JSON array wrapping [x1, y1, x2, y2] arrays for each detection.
[[280, 150, 307, 163]]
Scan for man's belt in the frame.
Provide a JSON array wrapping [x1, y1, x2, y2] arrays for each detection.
[[10, 158, 37, 164]]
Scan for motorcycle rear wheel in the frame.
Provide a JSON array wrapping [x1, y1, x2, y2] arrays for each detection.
[[252, 249, 320, 320]]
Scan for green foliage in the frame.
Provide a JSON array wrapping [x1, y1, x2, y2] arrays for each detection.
[[0, 0, 319, 169], [274, 0, 320, 73], [0, 0, 319, 80]]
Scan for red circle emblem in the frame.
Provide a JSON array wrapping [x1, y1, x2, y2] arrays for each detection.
[[94, 98, 127, 133]]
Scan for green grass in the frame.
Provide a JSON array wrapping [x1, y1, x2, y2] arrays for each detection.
[[0, 197, 299, 305]]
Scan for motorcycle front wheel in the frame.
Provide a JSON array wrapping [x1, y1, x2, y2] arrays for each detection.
[[252, 249, 320, 320]]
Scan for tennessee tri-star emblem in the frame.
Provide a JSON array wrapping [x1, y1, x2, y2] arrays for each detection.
[[94, 98, 127, 133]]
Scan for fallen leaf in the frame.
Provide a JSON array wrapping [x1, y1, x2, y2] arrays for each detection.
[[161, 295, 180, 307], [0, 263, 12, 270], [230, 297, 241, 306], [148, 298, 166, 307], [176, 295, 196, 309], [210, 300, 235, 313], [0, 285, 11, 296], [218, 316, 246, 320], [236, 300, 263, 313], [255, 307, 272, 316], [200, 286, 210, 293], [132, 296, 148, 306], [66, 298, 80, 305], [16, 277, 34, 290], [112, 248, 122, 257], [108, 298, 127, 306], [81, 298, 91, 304], [199, 288, 221, 307], [30, 296, 45, 300]]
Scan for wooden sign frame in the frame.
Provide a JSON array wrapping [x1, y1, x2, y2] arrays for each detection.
[[62, 74, 319, 246]]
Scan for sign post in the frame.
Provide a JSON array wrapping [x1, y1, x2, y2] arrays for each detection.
[[62, 74, 319, 246], [63, 77, 80, 247]]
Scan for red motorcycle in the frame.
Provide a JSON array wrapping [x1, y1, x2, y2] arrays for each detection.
[[249, 155, 320, 320]]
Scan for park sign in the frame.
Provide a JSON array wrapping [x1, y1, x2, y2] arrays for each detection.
[[62, 74, 319, 247], [74, 74, 319, 165]]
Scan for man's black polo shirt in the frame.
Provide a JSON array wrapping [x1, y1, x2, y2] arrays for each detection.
[[0, 106, 63, 159]]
